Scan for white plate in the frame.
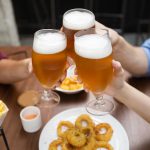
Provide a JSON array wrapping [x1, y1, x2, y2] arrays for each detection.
[[55, 65, 84, 94], [39, 107, 129, 150]]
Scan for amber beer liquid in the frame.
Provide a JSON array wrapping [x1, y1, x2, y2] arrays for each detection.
[[75, 34, 113, 93], [32, 31, 67, 88], [63, 9, 95, 59]]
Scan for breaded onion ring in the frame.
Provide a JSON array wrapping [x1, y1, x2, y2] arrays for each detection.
[[62, 140, 77, 150], [95, 123, 113, 141], [66, 128, 86, 147], [95, 141, 113, 150], [49, 139, 63, 150], [57, 121, 74, 138], [75, 114, 95, 130], [81, 127, 96, 150], [81, 127, 95, 138], [82, 136, 95, 150]]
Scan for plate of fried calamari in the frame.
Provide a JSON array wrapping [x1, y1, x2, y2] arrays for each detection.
[[39, 107, 129, 150]]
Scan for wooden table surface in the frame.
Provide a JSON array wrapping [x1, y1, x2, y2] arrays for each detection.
[[0, 46, 150, 150]]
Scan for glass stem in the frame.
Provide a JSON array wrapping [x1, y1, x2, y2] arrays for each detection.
[[41, 89, 51, 101], [95, 94, 105, 107]]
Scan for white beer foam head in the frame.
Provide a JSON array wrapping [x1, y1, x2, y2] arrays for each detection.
[[75, 34, 112, 59], [63, 11, 95, 30], [33, 32, 66, 54]]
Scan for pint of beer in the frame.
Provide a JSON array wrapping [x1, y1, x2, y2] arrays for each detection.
[[74, 29, 113, 93], [32, 29, 67, 88], [63, 9, 95, 58]]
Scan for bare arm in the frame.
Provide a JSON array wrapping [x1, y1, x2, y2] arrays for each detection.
[[106, 61, 150, 123], [114, 82, 150, 123], [95, 21, 149, 76], [113, 36, 148, 76], [0, 58, 32, 84]]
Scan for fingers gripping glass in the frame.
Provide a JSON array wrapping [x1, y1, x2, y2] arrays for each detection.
[[74, 28, 115, 115]]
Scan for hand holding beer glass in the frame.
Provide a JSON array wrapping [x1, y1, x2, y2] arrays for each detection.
[[74, 28, 114, 115], [32, 29, 67, 122]]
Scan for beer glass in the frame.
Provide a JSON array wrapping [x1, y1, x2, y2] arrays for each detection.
[[74, 28, 114, 115], [63, 8, 95, 59], [32, 29, 67, 121]]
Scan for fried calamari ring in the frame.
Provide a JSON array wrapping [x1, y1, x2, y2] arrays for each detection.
[[75, 114, 95, 130], [80, 127, 96, 150], [82, 136, 95, 150], [66, 128, 86, 147], [81, 127, 95, 137], [57, 121, 74, 138], [49, 139, 75, 150], [49, 139, 63, 150], [62, 140, 77, 150], [95, 141, 113, 150], [95, 123, 113, 141]]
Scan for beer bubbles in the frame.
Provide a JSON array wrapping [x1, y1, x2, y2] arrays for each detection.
[[63, 10, 95, 30], [75, 34, 112, 59]]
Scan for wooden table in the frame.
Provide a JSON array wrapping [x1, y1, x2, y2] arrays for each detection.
[[0, 46, 150, 150]]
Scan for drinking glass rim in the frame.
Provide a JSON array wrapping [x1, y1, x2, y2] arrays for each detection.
[[34, 29, 66, 41], [74, 28, 109, 39], [63, 8, 95, 21]]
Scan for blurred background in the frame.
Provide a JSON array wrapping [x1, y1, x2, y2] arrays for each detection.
[[0, 0, 150, 46]]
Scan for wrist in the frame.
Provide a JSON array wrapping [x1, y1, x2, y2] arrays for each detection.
[[112, 35, 124, 52], [113, 81, 127, 99], [114, 81, 130, 103]]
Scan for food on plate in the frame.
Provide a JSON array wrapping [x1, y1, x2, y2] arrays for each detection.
[[95, 141, 113, 150], [66, 128, 87, 147], [49, 114, 113, 150], [0, 101, 5, 115], [57, 121, 74, 138], [49, 138, 63, 150], [81, 127, 96, 150], [0, 100, 9, 126], [75, 114, 95, 130], [60, 76, 83, 90], [95, 123, 113, 141]]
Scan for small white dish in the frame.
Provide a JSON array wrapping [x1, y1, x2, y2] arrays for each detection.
[[55, 86, 84, 94], [55, 65, 84, 94], [20, 106, 42, 133]]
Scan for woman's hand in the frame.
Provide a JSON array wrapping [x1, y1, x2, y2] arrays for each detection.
[[75, 60, 125, 97], [105, 60, 125, 97]]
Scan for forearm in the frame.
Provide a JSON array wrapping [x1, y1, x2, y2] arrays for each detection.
[[0, 59, 31, 84], [115, 82, 150, 123], [113, 36, 148, 76]]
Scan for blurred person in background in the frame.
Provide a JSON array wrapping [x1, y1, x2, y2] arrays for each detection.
[[0, 52, 32, 84]]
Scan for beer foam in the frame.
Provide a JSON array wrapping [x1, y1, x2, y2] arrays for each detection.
[[63, 11, 95, 30], [75, 34, 112, 59], [33, 32, 66, 54]]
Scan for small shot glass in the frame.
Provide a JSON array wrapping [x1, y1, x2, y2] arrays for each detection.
[[20, 106, 42, 133]]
